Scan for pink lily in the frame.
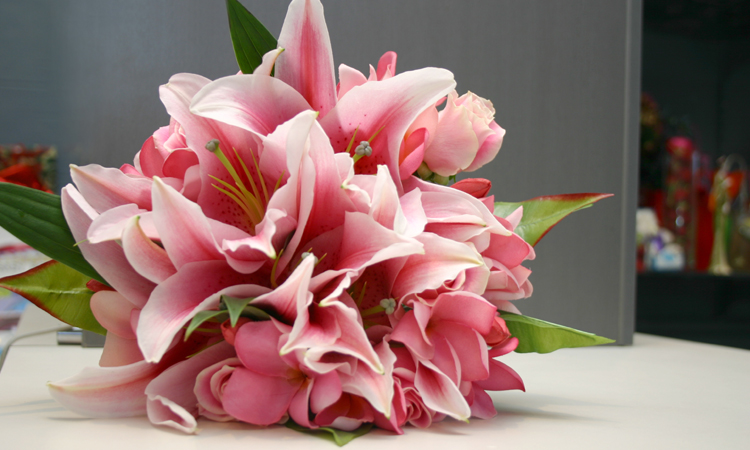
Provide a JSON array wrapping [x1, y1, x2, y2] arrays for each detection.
[[276, 0, 336, 118]]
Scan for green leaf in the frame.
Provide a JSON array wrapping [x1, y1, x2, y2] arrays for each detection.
[[0, 182, 106, 284], [285, 420, 373, 446], [221, 295, 253, 326], [226, 0, 278, 74], [0, 260, 106, 335], [185, 310, 227, 340], [494, 193, 612, 247], [500, 312, 614, 353], [220, 295, 270, 326]]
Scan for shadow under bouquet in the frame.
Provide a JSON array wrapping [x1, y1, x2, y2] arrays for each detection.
[[0, 0, 612, 445]]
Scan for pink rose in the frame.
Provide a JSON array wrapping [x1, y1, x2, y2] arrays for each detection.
[[194, 357, 243, 422], [422, 90, 505, 177]]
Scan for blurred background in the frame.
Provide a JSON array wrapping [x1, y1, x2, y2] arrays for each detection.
[[637, 0, 750, 349], [2, 1, 746, 352]]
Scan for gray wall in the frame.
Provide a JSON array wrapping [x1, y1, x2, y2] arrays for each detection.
[[0, 0, 641, 345]]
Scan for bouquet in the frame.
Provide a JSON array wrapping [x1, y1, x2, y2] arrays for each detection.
[[0, 0, 612, 445]]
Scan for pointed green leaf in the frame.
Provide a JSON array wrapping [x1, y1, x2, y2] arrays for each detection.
[[0, 182, 106, 284], [500, 312, 614, 353], [494, 193, 613, 247], [285, 420, 373, 446], [0, 260, 105, 335], [226, 0, 278, 74], [221, 295, 254, 326], [185, 310, 227, 340]]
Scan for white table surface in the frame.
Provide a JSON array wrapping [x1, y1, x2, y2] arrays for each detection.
[[0, 333, 748, 450]]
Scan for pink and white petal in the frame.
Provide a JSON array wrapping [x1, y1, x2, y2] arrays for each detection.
[[262, 110, 321, 222], [159, 73, 212, 117], [474, 359, 525, 392], [276, 123, 359, 275], [433, 324, 489, 382], [145, 342, 236, 434], [276, 0, 336, 117], [180, 165, 202, 202], [502, 206, 524, 230], [190, 74, 311, 137], [137, 260, 270, 362], [90, 291, 137, 339], [414, 360, 470, 421], [488, 337, 519, 358], [222, 368, 302, 426], [285, 301, 384, 375], [195, 357, 242, 421], [392, 233, 483, 298], [70, 164, 153, 212], [61, 185, 155, 308], [432, 292, 497, 335], [161, 74, 263, 230], [221, 208, 285, 263], [321, 68, 456, 187], [122, 216, 177, 284], [430, 335, 461, 385], [309, 370, 343, 414], [337, 64, 367, 100], [253, 253, 315, 323], [423, 94, 479, 176], [162, 149, 199, 179], [370, 165, 403, 231], [48, 360, 161, 418], [469, 387, 498, 419], [376, 51, 398, 80], [151, 177, 224, 268], [339, 339, 396, 417], [87, 204, 146, 243], [399, 128, 428, 180], [99, 333, 143, 367], [138, 136, 165, 178], [390, 310, 433, 360], [398, 188, 427, 238], [482, 232, 535, 269], [333, 211, 423, 279], [253, 47, 285, 76], [289, 379, 314, 428], [234, 321, 288, 378], [405, 177, 510, 236], [121, 163, 140, 176], [464, 121, 505, 172], [492, 300, 522, 314]]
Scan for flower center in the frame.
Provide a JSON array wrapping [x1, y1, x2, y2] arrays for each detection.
[[205, 139, 285, 233]]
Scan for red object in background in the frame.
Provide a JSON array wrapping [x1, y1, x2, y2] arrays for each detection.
[[0, 144, 56, 193], [0, 163, 50, 192], [666, 136, 694, 158]]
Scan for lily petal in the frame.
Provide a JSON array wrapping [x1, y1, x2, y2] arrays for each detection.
[[137, 260, 269, 363], [121, 215, 177, 284], [70, 164, 153, 213], [414, 360, 471, 421], [61, 185, 156, 308], [276, 0, 336, 117], [320, 68, 456, 189], [145, 342, 236, 434], [48, 361, 160, 418]]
